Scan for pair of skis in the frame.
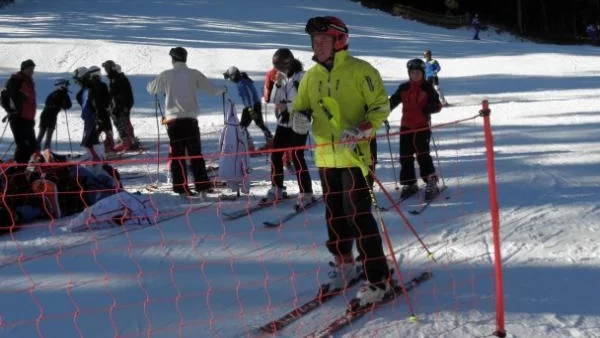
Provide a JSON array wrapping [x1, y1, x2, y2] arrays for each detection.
[[253, 271, 432, 337], [220, 195, 298, 220], [220, 195, 322, 228], [408, 186, 449, 215]]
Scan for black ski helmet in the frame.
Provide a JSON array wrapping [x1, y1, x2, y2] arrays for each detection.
[[406, 58, 425, 73], [54, 78, 70, 88], [272, 48, 294, 73], [102, 60, 117, 73], [169, 47, 187, 63]]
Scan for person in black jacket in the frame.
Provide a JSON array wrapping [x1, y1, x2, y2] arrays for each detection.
[[2, 59, 38, 163], [37, 79, 72, 151], [102, 60, 137, 152], [87, 67, 114, 153], [73, 66, 109, 161]]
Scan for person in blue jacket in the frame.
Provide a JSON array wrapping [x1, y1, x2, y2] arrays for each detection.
[[471, 14, 481, 40], [223, 66, 273, 151], [423, 50, 448, 106]]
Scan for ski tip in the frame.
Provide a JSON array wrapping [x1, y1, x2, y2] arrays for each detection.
[[256, 323, 282, 334], [263, 221, 280, 228], [409, 210, 420, 215], [417, 271, 433, 281]]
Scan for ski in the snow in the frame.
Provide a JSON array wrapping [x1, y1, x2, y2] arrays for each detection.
[[409, 186, 448, 215], [263, 196, 323, 228], [304, 271, 432, 338], [220, 195, 295, 220], [68, 200, 217, 233], [255, 268, 365, 334], [120, 172, 149, 181], [378, 189, 419, 212]]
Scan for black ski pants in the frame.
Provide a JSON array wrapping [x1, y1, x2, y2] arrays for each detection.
[[240, 103, 272, 139], [271, 125, 312, 193], [111, 107, 134, 140], [37, 109, 59, 151], [399, 126, 435, 185], [10, 117, 37, 163], [166, 118, 210, 193], [319, 167, 389, 284]]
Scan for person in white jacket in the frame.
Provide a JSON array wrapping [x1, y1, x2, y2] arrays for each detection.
[[146, 47, 226, 196], [266, 48, 315, 208]]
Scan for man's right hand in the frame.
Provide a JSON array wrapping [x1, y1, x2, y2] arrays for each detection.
[[2, 110, 17, 123]]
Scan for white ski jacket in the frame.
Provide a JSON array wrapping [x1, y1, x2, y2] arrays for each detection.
[[271, 70, 305, 127], [146, 62, 225, 121], [218, 98, 250, 194]]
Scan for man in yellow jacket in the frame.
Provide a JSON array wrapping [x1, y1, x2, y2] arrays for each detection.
[[291, 16, 392, 307]]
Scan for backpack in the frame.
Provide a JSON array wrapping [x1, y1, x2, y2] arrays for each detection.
[[1, 75, 21, 114], [0, 86, 12, 113]]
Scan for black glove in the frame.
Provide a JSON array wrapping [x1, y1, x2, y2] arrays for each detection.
[[244, 107, 258, 120], [279, 110, 290, 124]]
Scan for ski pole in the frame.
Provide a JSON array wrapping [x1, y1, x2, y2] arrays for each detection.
[[64, 109, 73, 156], [384, 120, 399, 190], [430, 131, 447, 190], [1, 141, 14, 159], [54, 124, 58, 152], [154, 95, 163, 184], [354, 145, 420, 321], [0, 119, 8, 144]]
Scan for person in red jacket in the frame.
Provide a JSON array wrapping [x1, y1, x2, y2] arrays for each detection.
[[262, 67, 278, 103], [389, 58, 442, 201], [4, 59, 38, 163]]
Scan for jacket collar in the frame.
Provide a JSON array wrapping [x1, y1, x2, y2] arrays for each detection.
[[315, 49, 350, 72], [172, 61, 188, 69]]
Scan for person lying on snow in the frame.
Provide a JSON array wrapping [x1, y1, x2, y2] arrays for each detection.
[[0, 153, 120, 233]]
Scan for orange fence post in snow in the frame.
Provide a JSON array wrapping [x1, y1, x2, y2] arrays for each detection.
[[480, 100, 507, 338]]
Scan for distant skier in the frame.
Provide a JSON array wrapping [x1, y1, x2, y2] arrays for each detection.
[[423, 49, 448, 106], [73, 66, 104, 162], [223, 66, 274, 152], [102, 60, 138, 152], [82, 66, 114, 153], [586, 23, 597, 45], [2, 59, 38, 163], [37, 79, 72, 152], [471, 14, 481, 40]]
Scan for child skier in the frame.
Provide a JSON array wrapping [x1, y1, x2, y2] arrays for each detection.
[[389, 58, 443, 202], [223, 66, 273, 152], [37, 79, 72, 152]]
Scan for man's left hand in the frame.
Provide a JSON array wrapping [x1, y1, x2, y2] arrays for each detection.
[[340, 121, 373, 149]]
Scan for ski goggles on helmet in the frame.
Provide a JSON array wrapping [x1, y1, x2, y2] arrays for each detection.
[[305, 16, 347, 35]]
